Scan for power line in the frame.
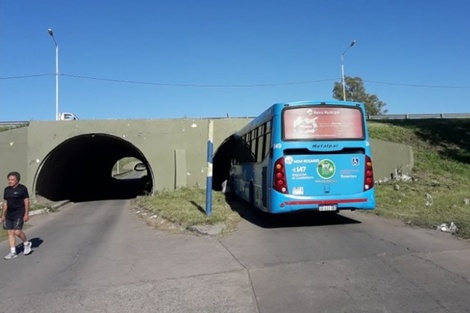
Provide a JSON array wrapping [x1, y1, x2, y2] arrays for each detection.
[[1, 72, 470, 89], [61, 74, 336, 88], [0, 74, 53, 80], [363, 79, 470, 89]]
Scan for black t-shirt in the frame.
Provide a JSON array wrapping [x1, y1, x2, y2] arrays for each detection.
[[3, 184, 29, 219]]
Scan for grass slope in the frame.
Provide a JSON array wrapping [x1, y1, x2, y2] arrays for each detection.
[[369, 119, 470, 238]]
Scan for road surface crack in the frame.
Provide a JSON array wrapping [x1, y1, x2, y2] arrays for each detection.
[[217, 238, 261, 313]]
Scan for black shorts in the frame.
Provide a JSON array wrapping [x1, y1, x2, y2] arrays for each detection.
[[3, 217, 24, 230]]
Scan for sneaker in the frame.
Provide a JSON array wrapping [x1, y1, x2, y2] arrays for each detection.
[[24, 242, 32, 255], [4, 252, 17, 260]]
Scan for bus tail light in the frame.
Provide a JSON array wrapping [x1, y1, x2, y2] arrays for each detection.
[[364, 155, 374, 191], [273, 157, 288, 194]]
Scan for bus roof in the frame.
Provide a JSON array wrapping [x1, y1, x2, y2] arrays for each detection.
[[274, 100, 364, 107]]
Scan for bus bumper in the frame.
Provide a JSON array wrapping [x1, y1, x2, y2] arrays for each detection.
[[270, 190, 376, 214]]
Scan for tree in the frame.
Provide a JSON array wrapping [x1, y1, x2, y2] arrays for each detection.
[[332, 76, 388, 115]]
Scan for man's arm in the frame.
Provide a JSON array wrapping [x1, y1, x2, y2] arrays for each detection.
[[23, 197, 30, 222]]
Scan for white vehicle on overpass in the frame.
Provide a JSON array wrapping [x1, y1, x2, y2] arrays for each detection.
[[59, 112, 79, 120]]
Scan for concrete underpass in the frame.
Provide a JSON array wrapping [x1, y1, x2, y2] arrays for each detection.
[[33, 132, 239, 200], [34, 133, 153, 202], [0, 119, 413, 202]]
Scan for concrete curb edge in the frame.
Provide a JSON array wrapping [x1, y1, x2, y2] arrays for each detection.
[[29, 200, 71, 216]]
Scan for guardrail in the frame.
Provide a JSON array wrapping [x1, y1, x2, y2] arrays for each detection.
[[1, 113, 470, 127], [0, 121, 29, 127], [367, 113, 470, 120]]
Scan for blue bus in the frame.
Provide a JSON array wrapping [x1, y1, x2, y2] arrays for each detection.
[[230, 100, 375, 214]]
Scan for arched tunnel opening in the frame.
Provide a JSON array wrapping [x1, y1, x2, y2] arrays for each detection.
[[34, 133, 154, 202], [213, 135, 245, 192]]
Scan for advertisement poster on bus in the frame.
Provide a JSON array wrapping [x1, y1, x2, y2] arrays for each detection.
[[283, 107, 364, 140]]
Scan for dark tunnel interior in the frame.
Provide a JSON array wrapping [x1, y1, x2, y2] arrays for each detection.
[[213, 135, 257, 192], [213, 135, 238, 192], [35, 133, 154, 202]]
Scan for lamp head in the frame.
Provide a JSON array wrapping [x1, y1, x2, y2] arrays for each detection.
[[350, 40, 356, 47], [48, 29, 54, 37]]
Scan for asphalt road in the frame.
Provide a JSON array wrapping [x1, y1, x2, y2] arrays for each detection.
[[0, 200, 469, 313]]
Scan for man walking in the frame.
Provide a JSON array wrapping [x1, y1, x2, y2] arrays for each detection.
[[1, 172, 32, 259]]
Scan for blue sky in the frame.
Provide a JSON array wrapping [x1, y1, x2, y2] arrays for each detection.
[[1, 0, 469, 121]]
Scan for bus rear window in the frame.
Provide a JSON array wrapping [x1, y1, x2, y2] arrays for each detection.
[[283, 106, 364, 140]]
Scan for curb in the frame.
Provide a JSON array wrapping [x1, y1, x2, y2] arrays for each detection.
[[187, 223, 225, 236], [29, 200, 71, 216]]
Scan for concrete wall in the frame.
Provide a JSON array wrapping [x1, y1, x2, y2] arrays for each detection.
[[22, 118, 251, 195], [370, 139, 414, 180], [0, 118, 413, 198], [0, 127, 29, 185]]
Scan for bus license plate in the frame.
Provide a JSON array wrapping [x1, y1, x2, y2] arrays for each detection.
[[319, 204, 337, 211]]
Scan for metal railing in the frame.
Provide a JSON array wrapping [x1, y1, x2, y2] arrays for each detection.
[[0, 121, 29, 127], [1, 113, 470, 127], [367, 113, 470, 120]]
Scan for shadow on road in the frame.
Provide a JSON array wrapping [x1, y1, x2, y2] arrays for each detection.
[[30, 237, 44, 249], [225, 195, 361, 229], [16, 237, 44, 255]]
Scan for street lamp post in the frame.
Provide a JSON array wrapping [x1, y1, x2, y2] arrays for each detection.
[[341, 40, 356, 101], [48, 29, 59, 121]]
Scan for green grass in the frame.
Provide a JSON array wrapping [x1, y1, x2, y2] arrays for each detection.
[[368, 119, 470, 238], [132, 187, 241, 236]]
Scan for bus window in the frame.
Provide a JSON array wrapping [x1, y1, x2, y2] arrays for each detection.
[[264, 122, 271, 158], [257, 125, 264, 162], [251, 129, 258, 161]]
